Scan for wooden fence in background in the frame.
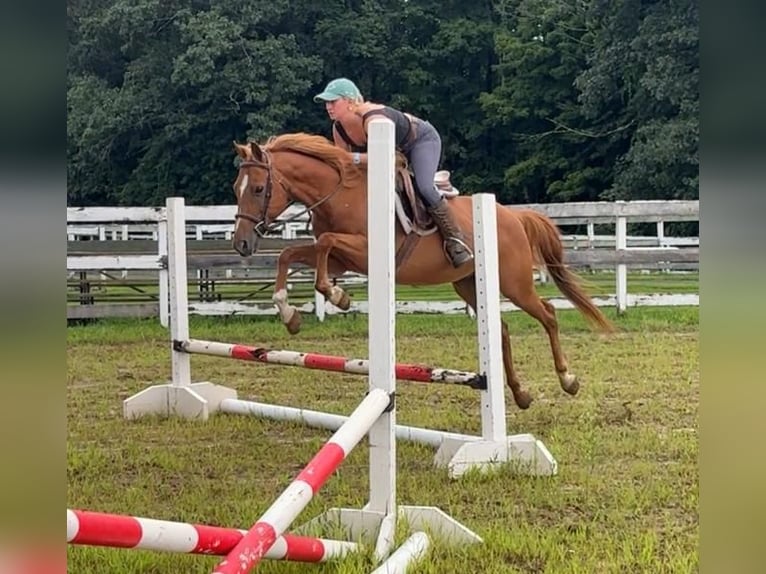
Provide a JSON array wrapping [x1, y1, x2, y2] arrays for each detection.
[[66, 200, 699, 322]]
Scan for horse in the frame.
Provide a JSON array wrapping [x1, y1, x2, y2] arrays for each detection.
[[231, 133, 613, 409]]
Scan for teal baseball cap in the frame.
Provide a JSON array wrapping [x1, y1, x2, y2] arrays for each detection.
[[313, 78, 362, 102]]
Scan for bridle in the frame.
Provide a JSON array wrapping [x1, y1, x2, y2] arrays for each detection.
[[234, 146, 345, 238], [234, 150, 286, 238]]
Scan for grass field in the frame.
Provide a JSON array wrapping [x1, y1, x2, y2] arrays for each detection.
[[67, 306, 698, 573]]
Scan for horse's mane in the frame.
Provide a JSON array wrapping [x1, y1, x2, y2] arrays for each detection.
[[264, 132, 364, 192]]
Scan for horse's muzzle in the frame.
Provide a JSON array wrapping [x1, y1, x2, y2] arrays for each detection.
[[233, 236, 259, 257]]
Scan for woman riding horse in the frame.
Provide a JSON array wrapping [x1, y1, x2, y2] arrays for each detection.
[[313, 77, 473, 268], [231, 133, 614, 409]]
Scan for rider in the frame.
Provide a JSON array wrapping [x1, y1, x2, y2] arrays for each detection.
[[313, 77, 474, 267]]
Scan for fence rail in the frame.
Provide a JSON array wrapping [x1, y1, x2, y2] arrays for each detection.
[[66, 199, 699, 321]]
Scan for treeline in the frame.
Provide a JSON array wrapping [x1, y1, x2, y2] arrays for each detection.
[[67, 0, 698, 207]]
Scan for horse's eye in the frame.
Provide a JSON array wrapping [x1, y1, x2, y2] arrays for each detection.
[[253, 185, 264, 195]]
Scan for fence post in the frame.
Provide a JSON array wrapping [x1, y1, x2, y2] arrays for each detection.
[[616, 215, 628, 313], [158, 216, 169, 328]]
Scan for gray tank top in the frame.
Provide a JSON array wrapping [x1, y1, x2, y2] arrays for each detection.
[[361, 107, 413, 149]]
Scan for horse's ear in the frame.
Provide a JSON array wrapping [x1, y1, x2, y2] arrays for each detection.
[[233, 141, 249, 159], [249, 141, 264, 161]]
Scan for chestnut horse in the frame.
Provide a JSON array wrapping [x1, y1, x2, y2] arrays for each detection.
[[231, 133, 613, 409]]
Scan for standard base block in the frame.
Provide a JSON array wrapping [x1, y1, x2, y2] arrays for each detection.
[[123, 381, 237, 420], [435, 434, 558, 478], [298, 506, 483, 551], [398, 506, 483, 545]]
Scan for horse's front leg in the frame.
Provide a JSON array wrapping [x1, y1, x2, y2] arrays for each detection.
[[314, 232, 368, 310], [272, 243, 318, 334]]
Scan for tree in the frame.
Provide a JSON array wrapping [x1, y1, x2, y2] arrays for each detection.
[[68, 0, 698, 207], [68, 0, 322, 206], [481, 0, 615, 204], [576, 0, 698, 200]]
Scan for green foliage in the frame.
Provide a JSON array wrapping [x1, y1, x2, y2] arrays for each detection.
[[68, 0, 698, 207], [576, 0, 698, 201]]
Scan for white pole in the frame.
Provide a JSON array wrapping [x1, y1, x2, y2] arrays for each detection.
[[168, 197, 191, 386], [211, 389, 392, 574], [219, 399, 480, 448], [473, 194, 507, 442], [370, 531, 430, 574], [366, 118, 397, 519], [656, 219, 670, 273]]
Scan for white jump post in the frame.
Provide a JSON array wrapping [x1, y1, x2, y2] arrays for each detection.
[[433, 194, 558, 478], [122, 197, 237, 420]]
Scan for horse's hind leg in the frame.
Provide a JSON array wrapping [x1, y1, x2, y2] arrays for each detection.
[[501, 276, 579, 396], [452, 276, 533, 410], [540, 298, 578, 394]]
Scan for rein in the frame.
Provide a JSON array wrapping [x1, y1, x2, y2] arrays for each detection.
[[235, 148, 345, 238]]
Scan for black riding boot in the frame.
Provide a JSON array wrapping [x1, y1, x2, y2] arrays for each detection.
[[427, 198, 474, 267]]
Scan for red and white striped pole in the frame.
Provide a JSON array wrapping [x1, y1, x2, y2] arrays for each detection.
[[67, 509, 357, 562], [176, 339, 486, 389], [210, 387, 392, 574]]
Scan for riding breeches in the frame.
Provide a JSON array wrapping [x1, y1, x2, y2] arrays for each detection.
[[404, 121, 443, 208]]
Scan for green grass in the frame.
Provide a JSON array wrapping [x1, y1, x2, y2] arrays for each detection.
[[67, 306, 698, 573]]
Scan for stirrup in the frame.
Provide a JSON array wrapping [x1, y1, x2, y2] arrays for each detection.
[[447, 237, 473, 254], [445, 238, 474, 266]]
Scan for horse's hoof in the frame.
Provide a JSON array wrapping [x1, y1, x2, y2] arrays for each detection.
[[286, 311, 302, 335], [337, 292, 351, 311], [515, 391, 533, 410], [561, 373, 579, 396], [327, 286, 350, 310]]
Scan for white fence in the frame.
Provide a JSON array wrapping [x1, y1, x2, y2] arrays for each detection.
[[66, 199, 699, 321]]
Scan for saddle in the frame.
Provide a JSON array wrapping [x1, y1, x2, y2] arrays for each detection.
[[394, 152, 459, 236]]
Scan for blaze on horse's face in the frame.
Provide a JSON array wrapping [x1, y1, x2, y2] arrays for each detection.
[[232, 141, 273, 257]]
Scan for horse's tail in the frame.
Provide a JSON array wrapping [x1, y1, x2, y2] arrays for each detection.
[[516, 209, 615, 333]]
